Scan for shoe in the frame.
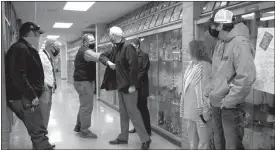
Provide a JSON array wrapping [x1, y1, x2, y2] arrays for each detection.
[[141, 139, 152, 150], [79, 131, 98, 139], [51, 145, 56, 148], [74, 125, 80, 132], [109, 138, 128, 145], [129, 128, 136, 133]]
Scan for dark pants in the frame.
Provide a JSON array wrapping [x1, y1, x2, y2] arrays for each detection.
[[212, 106, 245, 150], [137, 94, 151, 134], [7, 99, 52, 149]]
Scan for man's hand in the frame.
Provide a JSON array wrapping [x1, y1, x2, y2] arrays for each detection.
[[32, 97, 40, 106], [128, 86, 136, 93], [107, 61, 116, 70]]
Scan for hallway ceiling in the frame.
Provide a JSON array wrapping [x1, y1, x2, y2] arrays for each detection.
[[12, 1, 148, 43]]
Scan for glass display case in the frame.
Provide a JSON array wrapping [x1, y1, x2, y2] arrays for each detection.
[[139, 28, 183, 139], [155, 10, 166, 26], [163, 7, 175, 24]]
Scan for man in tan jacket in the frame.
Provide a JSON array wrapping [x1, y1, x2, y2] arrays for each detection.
[[205, 9, 256, 150]]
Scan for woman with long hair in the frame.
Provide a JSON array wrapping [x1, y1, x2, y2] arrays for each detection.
[[180, 40, 212, 149]]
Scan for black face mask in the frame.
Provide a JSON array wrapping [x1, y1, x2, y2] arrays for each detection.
[[209, 26, 219, 38], [52, 47, 60, 57], [88, 43, 95, 49]]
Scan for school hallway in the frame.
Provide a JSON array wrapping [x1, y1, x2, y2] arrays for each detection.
[[8, 76, 180, 149]]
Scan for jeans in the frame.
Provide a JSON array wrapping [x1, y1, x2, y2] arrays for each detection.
[[39, 86, 53, 128], [74, 81, 94, 133], [212, 106, 245, 150], [7, 99, 52, 149]]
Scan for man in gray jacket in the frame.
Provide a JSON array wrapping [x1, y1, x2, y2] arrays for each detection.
[[205, 9, 256, 150]]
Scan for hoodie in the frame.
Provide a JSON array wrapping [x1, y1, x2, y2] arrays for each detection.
[[206, 22, 256, 108]]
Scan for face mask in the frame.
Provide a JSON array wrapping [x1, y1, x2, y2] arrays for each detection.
[[88, 43, 95, 49], [52, 47, 60, 57], [208, 27, 219, 38]]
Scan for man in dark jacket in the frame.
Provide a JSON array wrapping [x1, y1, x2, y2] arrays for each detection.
[[73, 33, 100, 139], [5, 22, 53, 149], [99, 26, 151, 150], [128, 38, 151, 136]]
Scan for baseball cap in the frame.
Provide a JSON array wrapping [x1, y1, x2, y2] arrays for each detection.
[[208, 9, 234, 24], [19, 22, 45, 36]]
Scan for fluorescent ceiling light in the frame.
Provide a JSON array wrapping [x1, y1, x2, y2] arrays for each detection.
[[241, 13, 254, 19], [63, 2, 95, 11], [267, 11, 274, 14], [53, 22, 73, 28], [47, 35, 60, 39], [260, 15, 274, 21]]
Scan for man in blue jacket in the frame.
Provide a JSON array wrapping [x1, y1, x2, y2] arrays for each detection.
[[99, 26, 151, 150]]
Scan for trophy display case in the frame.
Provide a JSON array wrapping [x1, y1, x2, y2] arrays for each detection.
[[150, 1, 159, 14], [170, 4, 183, 22], [163, 7, 175, 24], [155, 10, 166, 27], [149, 14, 159, 28], [138, 28, 183, 138], [143, 15, 153, 30]]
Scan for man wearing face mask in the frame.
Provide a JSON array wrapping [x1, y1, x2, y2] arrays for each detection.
[[205, 9, 256, 150], [73, 33, 100, 139], [99, 27, 151, 150], [5, 22, 54, 149], [39, 40, 61, 134]]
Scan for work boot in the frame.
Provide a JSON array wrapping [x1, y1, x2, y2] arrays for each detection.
[[109, 138, 128, 145]]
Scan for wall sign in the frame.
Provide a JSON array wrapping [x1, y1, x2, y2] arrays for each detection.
[[253, 28, 274, 94]]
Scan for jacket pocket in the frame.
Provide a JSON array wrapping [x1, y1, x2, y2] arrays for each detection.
[[117, 63, 130, 86]]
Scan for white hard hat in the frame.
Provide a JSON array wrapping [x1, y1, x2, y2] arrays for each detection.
[[212, 9, 234, 24]]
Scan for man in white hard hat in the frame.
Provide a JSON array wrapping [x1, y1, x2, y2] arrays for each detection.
[[99, 26, 151, 150], [204, 9, 256, 150]]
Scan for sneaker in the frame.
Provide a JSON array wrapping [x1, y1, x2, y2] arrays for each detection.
[[141, 139, 152, 150], [79, 131, 98, 139]]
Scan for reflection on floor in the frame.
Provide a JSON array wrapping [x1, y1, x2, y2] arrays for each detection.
[[9, 78, 180, 149]]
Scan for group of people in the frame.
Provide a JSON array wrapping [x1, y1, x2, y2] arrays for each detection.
[[5, 8, 256, 150], [72, 27, 152, 150], [6, 22, 60, 149], [180, 9, 256, 150]]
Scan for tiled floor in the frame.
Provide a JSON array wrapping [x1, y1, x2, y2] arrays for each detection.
[[9, 77, 180, 149]]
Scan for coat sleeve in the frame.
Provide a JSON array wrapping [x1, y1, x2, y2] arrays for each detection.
[[9, 47, 37, 101], [99, 47, 113, 66], [221, 42, 256, 107], [125, 45, 138, 87], [138, 53, 150, 82]]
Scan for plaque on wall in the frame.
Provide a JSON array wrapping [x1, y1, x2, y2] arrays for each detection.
[[169, 1, 178, 6], [138, 18, 147, 31], [213, 1, 222, 10], [202, 2, 215, 13], [133, 21, 142, 32], [144, 2, 153, 16], [150, 1, 159, 14], [144, 15, 153, 30], [163, 7, 175, 24], [170, 5, 183, 22], [155, 10, 166, 26], [139, 5, 148, 18], [135, 9, 142, 20], [156, 1, 164, 12], [162, 1, 170, 9], [149, 14, 159, 28]]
